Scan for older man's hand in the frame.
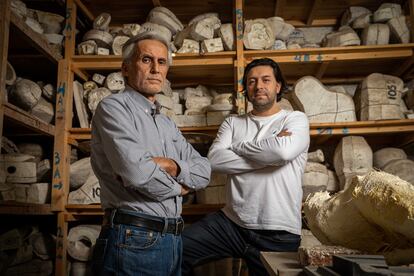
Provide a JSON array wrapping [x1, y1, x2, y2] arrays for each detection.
[[152, 157, 180, 177]]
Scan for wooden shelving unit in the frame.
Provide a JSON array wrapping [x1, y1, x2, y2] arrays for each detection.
[[3, 102, 55, 136], [9, 11, 62, 63], [0, 0, 65, 273], [0, 202, 54, 215], [1, 0, 413, 275]]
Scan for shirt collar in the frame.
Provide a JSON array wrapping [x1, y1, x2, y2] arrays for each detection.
[[124, 85, 161, 117]]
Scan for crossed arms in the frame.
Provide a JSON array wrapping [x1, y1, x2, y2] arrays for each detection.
[[208, 113, 310, 175]]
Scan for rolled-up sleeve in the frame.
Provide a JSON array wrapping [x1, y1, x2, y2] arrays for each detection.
[[171, 123, 211, 190], [92, 98, 181, 201]]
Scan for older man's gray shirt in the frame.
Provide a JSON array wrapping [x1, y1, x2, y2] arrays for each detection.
[[91, 86, 211, 218]]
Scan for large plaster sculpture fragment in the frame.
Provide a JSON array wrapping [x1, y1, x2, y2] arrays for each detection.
[[105, 72, 125, 93], [0, 154, 37, 183], [112, 35, 129, 55], [93, 13, 111, 31], [362, 24, 390, 45], [292, 76, 356, 123], [341, 6, 372, 26], [83, 30, 113, 48], [383, 159, 414, 185], [70, 157, 93, 190], [140, 22, 172, 43], [73, 81, 89, 128], [9, 78, 42, 111], [122, 24, 141, 37], [190, 15, 221, 41], [333, 136, 373, 190], [67, 225, 101, 261], [219, 23, 235, 50], [17, 143, 43, 163], [323, 26, 360, 47], [302, 162, 328, 200], [87, 87, 112, 114], [201, 37, 224, 53], [243, 19, 274, 50], [308, 149, 324, 163], [373, 3, 402, 23], [373, 147, 407, 169], [279, 98, 293, 111], [68, 174, 100, 204], [177, 39, 199, 54], [30, 97, 54, 123], [147, 7, 183, 35], [354, 73, 404, 120], [77, 40, 97, 55], [388, 16, 410, 44], [266, 17, 294, 41], [304, 169, 414, 265], [352, 13, 372, 29]]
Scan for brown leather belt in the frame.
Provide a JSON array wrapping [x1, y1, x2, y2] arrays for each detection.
[[103, 209, 184, 236]]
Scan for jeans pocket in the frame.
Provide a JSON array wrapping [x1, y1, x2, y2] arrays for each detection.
[[121, 227, 160, 250], [91, 238, 107, 275]]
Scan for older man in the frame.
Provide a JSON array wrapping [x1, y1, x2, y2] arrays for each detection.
[[182, 58, 309, 275], [90, 32, 211, 275]]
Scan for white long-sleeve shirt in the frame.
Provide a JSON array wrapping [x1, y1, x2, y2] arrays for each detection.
[[208, 110, 309, 235]]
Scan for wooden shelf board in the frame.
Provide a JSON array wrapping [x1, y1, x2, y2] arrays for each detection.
[[4, 102, 55, 136], [65, 204, 223, 218], [71, 53, 236, 84], [10, 11, 62, 63], [71, 51, 235, 69], [245, 44, 414, 64], [70, 119, 414, 140], [309, 119, 414, 136], [0, 202, 54, 215], [69, 126, 220, 140]]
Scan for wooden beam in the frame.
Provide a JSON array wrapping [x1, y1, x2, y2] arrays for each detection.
[[274, 0, 285, 17], [73, 0, 94, 21], [64, 0, 77, 60], [409, 0, 414, 43], [315, 61, 330, 79], [235, 0, 245, 115], [0, 0, 10, 147], [52, 59, 73, 213], [71, 65, 89, 82], [4, 103, 55, 136], [394, 54, 414, 76], [307, 0, 322, 26], [152, 0, 161, 7], [55, 212, 68, 276]]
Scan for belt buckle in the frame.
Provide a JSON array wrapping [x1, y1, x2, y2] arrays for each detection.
[[175, 219, 184, 235]]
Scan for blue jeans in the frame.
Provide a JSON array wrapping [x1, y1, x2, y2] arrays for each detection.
[[92, 211, 182, 276]]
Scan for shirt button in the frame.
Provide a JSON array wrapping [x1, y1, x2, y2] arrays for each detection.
[[145, 109, 148, 113]]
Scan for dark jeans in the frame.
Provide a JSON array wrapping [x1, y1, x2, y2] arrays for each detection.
[[182, 211, 300, 276], [91, 210, 182, 276]]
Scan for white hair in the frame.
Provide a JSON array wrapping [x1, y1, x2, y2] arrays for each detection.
[[122, 32, 172, 65]]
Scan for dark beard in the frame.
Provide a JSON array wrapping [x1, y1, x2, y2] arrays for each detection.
[[253, 100, 274, 112]]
